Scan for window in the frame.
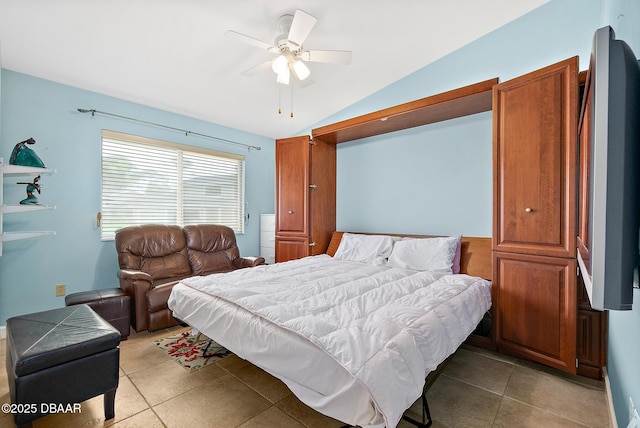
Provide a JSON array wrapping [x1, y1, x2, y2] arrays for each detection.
[[100, 130, 245, 240]]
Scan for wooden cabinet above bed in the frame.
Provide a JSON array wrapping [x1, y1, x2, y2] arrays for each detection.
[[311, 78, 497, 144]]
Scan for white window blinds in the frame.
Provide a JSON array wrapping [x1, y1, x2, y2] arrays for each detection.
[[101, 130, 245, 240]]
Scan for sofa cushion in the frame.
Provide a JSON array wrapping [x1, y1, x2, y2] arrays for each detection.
[[184, 225, 239, 275], [189, 252, 236, 275], [116, 224, 191, 280], [140, 253, 190, 280]]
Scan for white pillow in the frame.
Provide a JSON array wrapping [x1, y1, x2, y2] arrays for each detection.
[[333, 233, 395, 265], [387, 235, 460, 272]]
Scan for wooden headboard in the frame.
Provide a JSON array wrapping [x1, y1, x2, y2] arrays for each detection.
[[326, 231, 492, 281]]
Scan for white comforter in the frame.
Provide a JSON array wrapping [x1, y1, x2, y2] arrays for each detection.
[[170, 255, 491, 428]]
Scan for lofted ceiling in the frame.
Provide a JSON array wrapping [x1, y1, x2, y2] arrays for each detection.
[[0, 1, 549, 139]]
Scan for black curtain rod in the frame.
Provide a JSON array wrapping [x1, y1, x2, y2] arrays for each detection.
[[77, 108, 262, 151]]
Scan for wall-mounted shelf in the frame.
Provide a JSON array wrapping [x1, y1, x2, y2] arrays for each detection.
[[2, 231, 56, 242], [0, 158, 56, 256], [312, 78, 498, 144], [2, 204, 56, 214], [2, 164, 56, 176]]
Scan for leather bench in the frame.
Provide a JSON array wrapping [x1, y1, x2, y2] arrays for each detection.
[[5, 305, 121, 426], [65, 288, 130, 340]]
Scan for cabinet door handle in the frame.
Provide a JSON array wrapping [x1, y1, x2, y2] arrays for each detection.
[[525, 207, 533, 213], [309, 184, 318, 189], [288, 210, 293, 214], [309, 242, 317, 247]]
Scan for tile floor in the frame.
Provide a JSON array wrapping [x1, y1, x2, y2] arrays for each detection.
[[0, 326, 611, 428]]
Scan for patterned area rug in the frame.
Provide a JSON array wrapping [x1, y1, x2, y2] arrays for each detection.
[[154, 331, 231, 372]]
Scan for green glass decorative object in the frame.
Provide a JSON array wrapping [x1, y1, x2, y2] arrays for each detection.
[[10, 138, 45, 168], [17, 175, 41, 205]]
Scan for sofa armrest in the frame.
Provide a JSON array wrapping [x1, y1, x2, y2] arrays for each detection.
[[117, 269, 154, 332], [118, 269, 153, 283], [233, 256, 266, 269]]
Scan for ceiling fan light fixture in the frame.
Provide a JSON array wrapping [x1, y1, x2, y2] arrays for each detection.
[[276, 67, 290, 85], [271, 54, 288, 74], [291, 59, 310, 81]]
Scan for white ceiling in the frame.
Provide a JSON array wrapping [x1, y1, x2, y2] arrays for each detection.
[[0, 1, 549, 139]]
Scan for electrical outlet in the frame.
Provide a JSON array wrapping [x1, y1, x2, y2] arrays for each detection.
[[55, 284, 66, 297]]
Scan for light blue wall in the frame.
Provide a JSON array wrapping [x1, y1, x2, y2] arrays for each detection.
[[0, 70, 274, 323], [302, 0, 600, 238], [309, 1, 598, 130], [599, 1, 640, 426], [303, 0, 600, 236], [336, 112, 492, 235]]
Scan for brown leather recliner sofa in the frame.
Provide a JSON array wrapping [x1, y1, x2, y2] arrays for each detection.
[[115, 224, 265, 332]]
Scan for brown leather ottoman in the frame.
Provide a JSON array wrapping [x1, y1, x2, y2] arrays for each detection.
[[5, 305, 120, 426], [65, 288, 130, 340]]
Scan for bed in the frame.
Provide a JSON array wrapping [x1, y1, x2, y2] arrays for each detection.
[[168, 231, 492, 428]]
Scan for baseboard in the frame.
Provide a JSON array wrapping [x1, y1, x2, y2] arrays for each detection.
[[603, 366, 618, 428], [0, 325, 5, 339]]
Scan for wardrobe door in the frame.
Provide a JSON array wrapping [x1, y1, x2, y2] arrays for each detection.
[[275, 135, 336, 263], [275, 236, 310, 263], [493, 57, 578, 258], [308, 137, 336, 256], [276, 136, 310, 236], [492, 57, 580, 375], [494, 252, 577, 373]]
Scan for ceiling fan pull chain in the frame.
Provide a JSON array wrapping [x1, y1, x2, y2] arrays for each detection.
[[290, 83, 294, 118]]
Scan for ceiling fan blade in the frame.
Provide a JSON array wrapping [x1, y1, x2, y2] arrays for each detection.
[[300, 50, 352, 65], [225, 30, 278, 53], [241, 60, 273, 77], [287, 10, 317, 47]]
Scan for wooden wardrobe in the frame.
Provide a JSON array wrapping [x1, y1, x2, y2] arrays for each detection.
[[493, 56, 605, 378], [275, 135, 336, 263]]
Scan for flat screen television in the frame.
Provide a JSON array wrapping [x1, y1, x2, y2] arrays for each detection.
[[577, 26, 640, 311]]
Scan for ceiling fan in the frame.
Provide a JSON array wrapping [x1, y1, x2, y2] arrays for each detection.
[[225, 9, 352, 85]]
